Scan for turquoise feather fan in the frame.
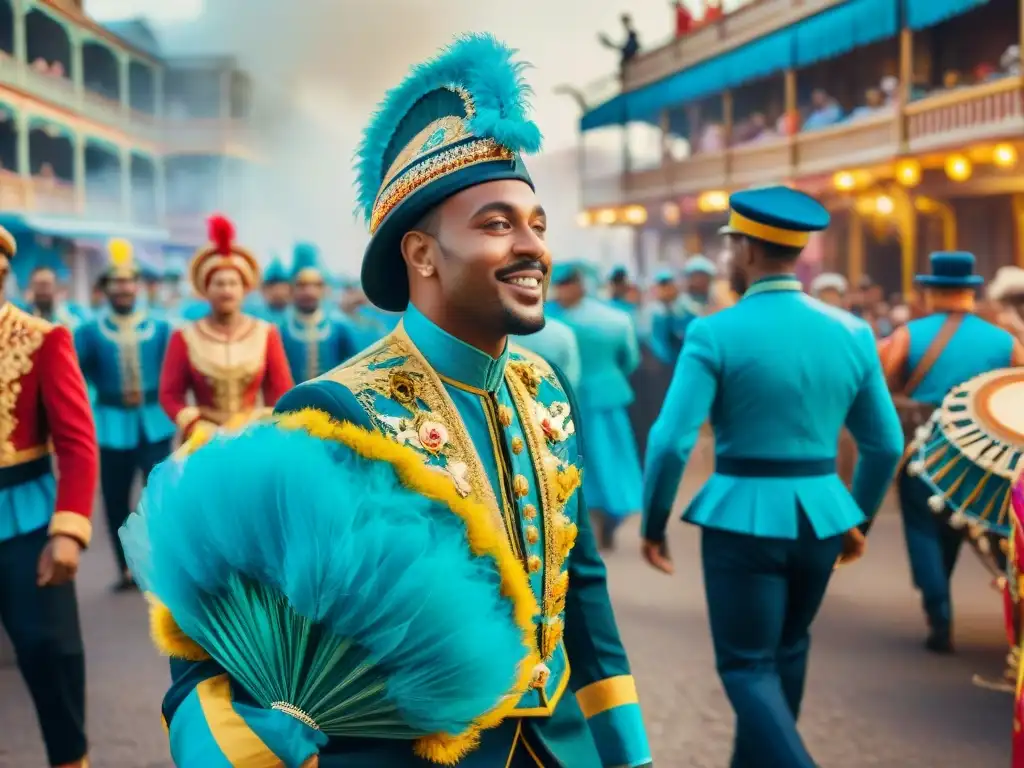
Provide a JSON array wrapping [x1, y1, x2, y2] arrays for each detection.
[[120, 419, 537, 754], [353, 33, 542, 221]]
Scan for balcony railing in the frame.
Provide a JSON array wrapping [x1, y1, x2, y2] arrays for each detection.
[[29, 177, 77, 215], [590, 79, 1024, 212], [164, 118, 256, 157], [622, 0, 846, 92], [906, 76, 1024, 153]]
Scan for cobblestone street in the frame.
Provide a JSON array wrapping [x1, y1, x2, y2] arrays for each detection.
[[0, 441, 1012, 767]]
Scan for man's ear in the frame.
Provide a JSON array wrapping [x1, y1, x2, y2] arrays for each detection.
[[400, 231, 436, 278]]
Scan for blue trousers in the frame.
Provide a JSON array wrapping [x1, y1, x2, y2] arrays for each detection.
[[701, 515, 843, 768], [897, 468, 962, 634]]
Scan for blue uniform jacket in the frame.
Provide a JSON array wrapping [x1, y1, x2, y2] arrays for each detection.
[[278, 307, 358, 384], [75, 308, 176, 450], [643, 275, 904, 542], [549, 297, 639, 412], [158, 304, 651, 768], [513, 316, 582, 391]]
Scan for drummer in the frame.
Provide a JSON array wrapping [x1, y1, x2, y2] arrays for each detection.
[[879, 251, 1024, 653]]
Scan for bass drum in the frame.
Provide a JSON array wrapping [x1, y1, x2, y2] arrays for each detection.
[[1011, 477, 1024, 767], [906, 368, 1024, 539]]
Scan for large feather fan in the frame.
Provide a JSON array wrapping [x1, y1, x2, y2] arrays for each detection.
[[121, 415, 538, 762]]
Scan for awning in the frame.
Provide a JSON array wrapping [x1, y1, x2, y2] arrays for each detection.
[[904, 0, 991, 30], [795, 0, 899, 68], [580, 93, 628, 132], [0, 213, 169, 243]]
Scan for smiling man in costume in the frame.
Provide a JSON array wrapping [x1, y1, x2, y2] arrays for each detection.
[[155, 34, 652, 768]]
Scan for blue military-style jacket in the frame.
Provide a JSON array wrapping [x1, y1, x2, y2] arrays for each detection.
[[643, 274, 904, 542], [279, 307, 358, 384], [75, 308, 176, 450], [159, 304, 651, 768]]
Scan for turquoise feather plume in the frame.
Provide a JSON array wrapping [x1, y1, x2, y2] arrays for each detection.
[[121, 423, 529, 740], [354, 33, 543, 221]]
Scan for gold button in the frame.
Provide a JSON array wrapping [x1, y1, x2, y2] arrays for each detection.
[[513, 474, 529, 498], [523, 504, 537, 520], [498, 405, 513, 427], [526, 525, 539, 544], [511, 436, 524, 455], [527, 555, 541, 573]]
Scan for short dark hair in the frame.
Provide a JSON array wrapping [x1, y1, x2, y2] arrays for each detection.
[[412, 207, 441, 237], [747, 235, 802, 261]]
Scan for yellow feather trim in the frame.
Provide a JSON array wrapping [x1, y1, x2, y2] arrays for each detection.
[[147, 596, 211, 661], [107, 237, 134, 267], [275, 408, 540, 764]]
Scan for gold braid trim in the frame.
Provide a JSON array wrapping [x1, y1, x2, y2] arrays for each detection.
[[271, 701, 321, 731], [275, 408, 539, 765]]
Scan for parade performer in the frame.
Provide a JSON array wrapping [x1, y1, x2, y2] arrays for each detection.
[[643, 186, 904, 768], [156, 34, 651, 767], [280, 242, 358, 383], [251, 254, 291, 323], [514, 314, 582, 391], [675, 254, 716, 338], [1011, 476, 1024, 767], [74, 239, 175, 591], [551, 260, 643, 550], [158, 215, 294, 438], [880, 251, 1024, 652], [645, 268, 681, 364], [605, 264, 638, 318], [809, 272, 848, 308], [0, 226, 98, 768], [988, 264, 1024, 344], [24, 266, 88, 329]]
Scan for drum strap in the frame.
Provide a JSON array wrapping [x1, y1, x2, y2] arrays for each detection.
[[903, 314, 964, 397]]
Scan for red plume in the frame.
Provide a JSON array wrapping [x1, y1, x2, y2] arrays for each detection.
[[208, 214, 235, 256]]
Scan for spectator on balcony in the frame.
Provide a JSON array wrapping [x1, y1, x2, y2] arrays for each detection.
[[49, 60, 64, 79], [700, 0, 724, 25], [31, 57, 48, 74], [38, 162, 55, 180], [942, 70, 963, 90], [698, 121, 725, 152], [801, 89, 843, 131], [880, 76, 899, 105], [672, 1, 694, 37], [1002, 44, 1021, 76], [733, 112, 769, 144], [847, 88, 886, 121], [599, 14, 641, 74]]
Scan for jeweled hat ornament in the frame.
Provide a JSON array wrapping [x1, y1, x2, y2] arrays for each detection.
[[190, 214, 261, 297], [355, 34, 543, 311]]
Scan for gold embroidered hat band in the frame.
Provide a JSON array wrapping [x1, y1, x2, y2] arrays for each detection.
[[190, 215, 260, 297], [354, 34, 543, 312]]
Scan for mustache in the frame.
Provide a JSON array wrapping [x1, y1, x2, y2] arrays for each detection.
[[494, 260, 548, 281]]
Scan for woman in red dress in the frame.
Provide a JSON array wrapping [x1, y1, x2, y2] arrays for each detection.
[[159, 215, 294, 438]]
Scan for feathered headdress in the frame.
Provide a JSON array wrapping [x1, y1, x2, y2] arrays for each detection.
[[355, 33, 543, 312], [291, 242, 323, 284], [105, 238, 139, 281], [189, 214, 261, 297], [122, 414, 539, 765]]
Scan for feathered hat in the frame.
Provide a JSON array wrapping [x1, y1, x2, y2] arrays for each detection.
[[103, 238, 139, 282], [291, 243, 323, 284], [190, 215, 260, 297], [263, 256, 289, 285], [355, 33, 543, 311]]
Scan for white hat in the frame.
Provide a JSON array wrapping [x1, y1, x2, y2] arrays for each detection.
[[810, 272, 848, 297], [988, 266, 1024, 301]]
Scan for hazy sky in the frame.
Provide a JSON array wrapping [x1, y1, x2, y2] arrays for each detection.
[[84, 0, 737, 269]]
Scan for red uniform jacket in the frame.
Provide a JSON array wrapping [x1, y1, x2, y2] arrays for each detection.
[[0, 303, 98, 546], [159, 316, 294, 436]]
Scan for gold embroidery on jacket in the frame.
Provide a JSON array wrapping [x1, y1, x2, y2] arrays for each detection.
[[182, 317, 269, 417], [0, 305, 48, 461]]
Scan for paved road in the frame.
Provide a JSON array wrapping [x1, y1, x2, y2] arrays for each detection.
[[0, 441, 1012, 767]]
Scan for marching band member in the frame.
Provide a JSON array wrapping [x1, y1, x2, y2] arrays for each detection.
[[675, 254, 716, 339], [25, 266, 88, 330], [514, 312, 582, 391], [158, 34, 651, 768], [279, 242, 358, 383], [158, 215, 294, 439], [252, 255, 291, 324], [880, 251, 1024, 653], [0, 225, 98, 768], [74, 239, 175, 591], [551, 261, 643, 550], [643, 186, 903, 768]]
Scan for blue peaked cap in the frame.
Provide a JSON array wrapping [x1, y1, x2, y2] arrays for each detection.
[[263, 256, 289, 284], [721, 186, 829, 247], [355, 34, 543, 311]]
